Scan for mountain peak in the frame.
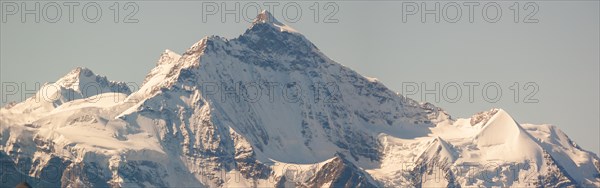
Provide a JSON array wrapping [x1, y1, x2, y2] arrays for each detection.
[[54, 66, 131, 95], [68, 66, 93, 76], [56, 67, 95, 89], [474, 109, 543, 161], [250, 10, 297, 33], [253, 10, 277, 24], [156, 49, 181, 66], [469, 108, 500, 126]]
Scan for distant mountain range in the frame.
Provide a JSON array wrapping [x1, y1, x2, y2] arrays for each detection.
[[1, 11, 598, 187]]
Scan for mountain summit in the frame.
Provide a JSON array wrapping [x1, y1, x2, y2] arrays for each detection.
[[252, 10, 278, 25], [1, 12, 599, 188], [251, 10, 297, 33]]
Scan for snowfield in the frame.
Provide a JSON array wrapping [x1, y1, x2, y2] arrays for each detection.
[[1, 11, 599, 188]]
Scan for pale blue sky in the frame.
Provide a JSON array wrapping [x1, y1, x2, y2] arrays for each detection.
[[1, 1, 598, 155]]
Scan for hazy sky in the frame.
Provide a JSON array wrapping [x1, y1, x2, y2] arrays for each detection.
[[1, 1, 598, 155]]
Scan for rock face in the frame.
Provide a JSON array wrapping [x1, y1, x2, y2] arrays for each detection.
[[1, 11, 599, 188], [304, 154, 379, 188]]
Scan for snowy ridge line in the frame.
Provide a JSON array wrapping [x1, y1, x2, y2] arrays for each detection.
[[1, 66, 135, 107]]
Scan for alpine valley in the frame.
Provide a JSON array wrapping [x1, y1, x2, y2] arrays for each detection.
[[1, 11, 599, 188]]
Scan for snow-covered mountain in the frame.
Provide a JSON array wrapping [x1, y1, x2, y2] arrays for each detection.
[[1, 11, 599, 187]]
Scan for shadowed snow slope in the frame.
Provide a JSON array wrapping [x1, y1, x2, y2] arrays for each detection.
[[1, 11, 598, 188]]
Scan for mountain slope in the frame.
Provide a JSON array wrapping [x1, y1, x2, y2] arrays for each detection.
[[1, 11, 598, 187]]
